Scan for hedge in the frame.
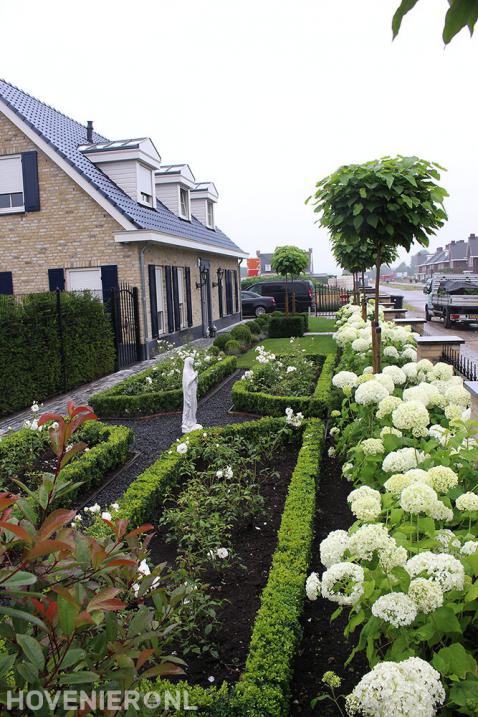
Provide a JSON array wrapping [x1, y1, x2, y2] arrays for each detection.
[[268, 316, 305, 338], [231, 351, 337, 418], [0, 292, 115, 417], [90, 355, 237, 418], [130, 418, 324, 716], [0, 421, 133, 505]]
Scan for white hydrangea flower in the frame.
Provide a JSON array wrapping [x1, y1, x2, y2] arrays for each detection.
[[408, 578, 444, 614], [382, 365, 407, 386], [401, 362, 418, 381], [383, 345, 399, 359], [427, 466, 458, 493], [360, 438, 385, 455], [305, 572, 321, 601], [101, 511, 112, 521], [286, 365, 297, 373], [176, 442, 188, 454], [242, 370, 254, 380], [444, 385, 471, 408], [428, 424, 450, 445], [355, 380, 390, 405], [285, 407, 304, 427], [445, 403, 464, 421], [345, 657, 445, 717], [392, 400, 430, 434], [332, 371, 359, 389], [384, 473, 412, 495], [428, 362, 454, 381], [348, 523, 391, 561], [362, 366, 373, 374], [352, 338, 371, 353], [376, 395, 402, 419], [329, 426, 340, 438], [427, 500, 453, 522], [320, 530, 350, 568], [321, 562, 365, 606], [417, 359, 434, 372], [372, 592, 418, 627], [403, 383, 443, 408], [342, 462, 353, 479], [401, 347, 417, 362], [435, 529, 461, 553], [405, 551, 465, 592], [350, 495, 382, 522], [382, 447, 424, 474], [328, 446, 336, 457], [374, 373, 395, 394], [347, 486, 380, 503], [400, 483, 439, 516], [380, 426, 403, 438], [455, 492, 478, 512], [379, 543, 408, 572], [461, 540, 478, 556]]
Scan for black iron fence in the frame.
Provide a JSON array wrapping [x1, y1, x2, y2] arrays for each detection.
[[314, 286, 354, 316], [441, 345, 478, 381]]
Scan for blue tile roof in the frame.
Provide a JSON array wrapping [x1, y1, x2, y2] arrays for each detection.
[[0, 79, 245, 256]]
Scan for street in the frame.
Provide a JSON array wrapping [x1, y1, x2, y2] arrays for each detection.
[[380, 284, 478, 362]]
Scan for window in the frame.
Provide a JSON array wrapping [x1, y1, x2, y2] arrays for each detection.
[[138, 164, 153, 207], [177, 267, 187, 328], [155, 266, 166, 334], [264, 264, 272, 272], [0, 155, 24, 214], [179, 187, 189, 219], [67, 268, 102, 299], [207, 200, 214, 228]]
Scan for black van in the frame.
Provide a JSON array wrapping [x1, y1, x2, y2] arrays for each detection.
[[250, 280, 315, 312]]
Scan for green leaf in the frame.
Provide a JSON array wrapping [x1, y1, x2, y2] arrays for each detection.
[[0, 653, 15, 680], [392, 1, 421, 40], [17, 634, 45, 672], [58, 671, 99, 685], [58, 596, 78, 636], [2, 571, 37, 588], [449, 678, 478, 708], [353, 215, 363, 231], [0, 606, 47, 632], [432, 606, 462, 634], [353, 202, 363, 216], [443, 0, 478, 44], [366, 214, 378, 228], [432, 644, 477, 679], [61, 648, 86, 670]]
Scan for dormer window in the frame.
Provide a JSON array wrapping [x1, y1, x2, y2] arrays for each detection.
[[0, 155, 24, 214], [179, 187, 190, 219], [207, 200, 214, 228]]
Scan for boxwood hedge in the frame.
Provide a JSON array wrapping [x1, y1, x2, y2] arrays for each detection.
[[231, 351, 337, 418], [0, 421, 133, 505], [268, 316, 305, 338], [90, 355, 237, 418], [125, 418, 324, 716]]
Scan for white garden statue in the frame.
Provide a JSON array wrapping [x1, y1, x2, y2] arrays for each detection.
[[182, 356, 202, 433]]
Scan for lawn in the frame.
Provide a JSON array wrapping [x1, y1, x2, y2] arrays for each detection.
[[307, 316, 336, 332], [236, 334, 336, 368]]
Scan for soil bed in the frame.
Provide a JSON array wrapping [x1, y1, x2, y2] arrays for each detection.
[[290, 440, 367, 717], [149, 448, 299, 688]]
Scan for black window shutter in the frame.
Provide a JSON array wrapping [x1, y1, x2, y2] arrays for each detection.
[[218, 271, 224, 318], [172, 267, 181, 331], [225, 270, 233, 314], [233, 270, 239, 313], [185, 267, 193, 327], [100, 264, 118, 305], [164, 266, 175, 333], [48, 268, 65, 291], [21, 151, 40, 212], [148, 265, 158, 338], [0, 272, 13, 295]]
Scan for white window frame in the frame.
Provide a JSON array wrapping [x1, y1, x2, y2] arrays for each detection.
[[206, 200, 214, 228], [0, 154, 24, 215], [264, 263, 272, 272], [177, 267, 187, 328], [155, 266, 166, 335], [179, 187, 190, 219], [66, 267, 103, 301]]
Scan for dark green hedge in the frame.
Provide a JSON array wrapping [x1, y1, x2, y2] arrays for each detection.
[[0, 420, 133, 504], [268, 316, 305, 338], [132, 418, 324, 716], [0, 292, 115, 417], [232, 352, 337, 418], [90, 355, 237, 418]]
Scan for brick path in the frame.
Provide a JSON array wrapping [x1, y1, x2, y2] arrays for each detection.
[[0, 338, 212, 435]]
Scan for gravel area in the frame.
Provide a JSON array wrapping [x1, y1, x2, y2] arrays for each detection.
[[88, 370, 248, 507]]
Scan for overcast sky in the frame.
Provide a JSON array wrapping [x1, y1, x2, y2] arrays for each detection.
[[1, 0, 477, 273]]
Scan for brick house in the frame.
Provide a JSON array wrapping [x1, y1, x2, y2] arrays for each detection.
[[255, 248, 314, 275], [0, 80, 247, 358]]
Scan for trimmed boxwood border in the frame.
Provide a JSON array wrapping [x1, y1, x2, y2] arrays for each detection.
[[231, 351, 337, 418], [0, 421, 133, 506], [89, 355, 237, 418], [89, 417, 324, 717]]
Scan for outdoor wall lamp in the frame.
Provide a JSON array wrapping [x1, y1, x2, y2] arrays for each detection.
[[196, 263, 210, 290], [212, 267, 224, 288]]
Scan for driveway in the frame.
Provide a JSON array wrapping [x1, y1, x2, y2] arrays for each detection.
[[380, 285, 478, 362]]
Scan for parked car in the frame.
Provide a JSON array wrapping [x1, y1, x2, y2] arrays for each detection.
[[241, 290, 275, 317], [249, 280, 315, 312], [424, 273, 478, 327]]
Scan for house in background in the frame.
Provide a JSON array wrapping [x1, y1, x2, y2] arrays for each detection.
[[415, 234, 477, 278], [0, 79, 247, 360], [255, 248, 314, 275]]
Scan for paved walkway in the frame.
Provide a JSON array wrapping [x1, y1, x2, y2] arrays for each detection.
[[0, 337, 212, 435]]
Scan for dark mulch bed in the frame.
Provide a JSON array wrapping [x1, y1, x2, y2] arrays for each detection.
[[149, 448, 298, 688], [290, 441, 368, 717]]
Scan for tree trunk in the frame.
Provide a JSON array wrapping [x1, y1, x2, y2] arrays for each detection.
[[292, 276, 296, 314], [285, 275, 289, 316], [361, 270, 367, 321], [373, 255, 382, 373]]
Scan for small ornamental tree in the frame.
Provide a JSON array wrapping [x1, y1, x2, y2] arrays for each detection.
[[271, 245, 309, 314], [308, 156, 448, 371]]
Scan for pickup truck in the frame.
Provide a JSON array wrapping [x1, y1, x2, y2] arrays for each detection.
[[424, 273, 478, 328]]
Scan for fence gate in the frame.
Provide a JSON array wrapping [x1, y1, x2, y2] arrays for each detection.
[[314, 286, 354, 315], [110, 283, 141, 369]]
